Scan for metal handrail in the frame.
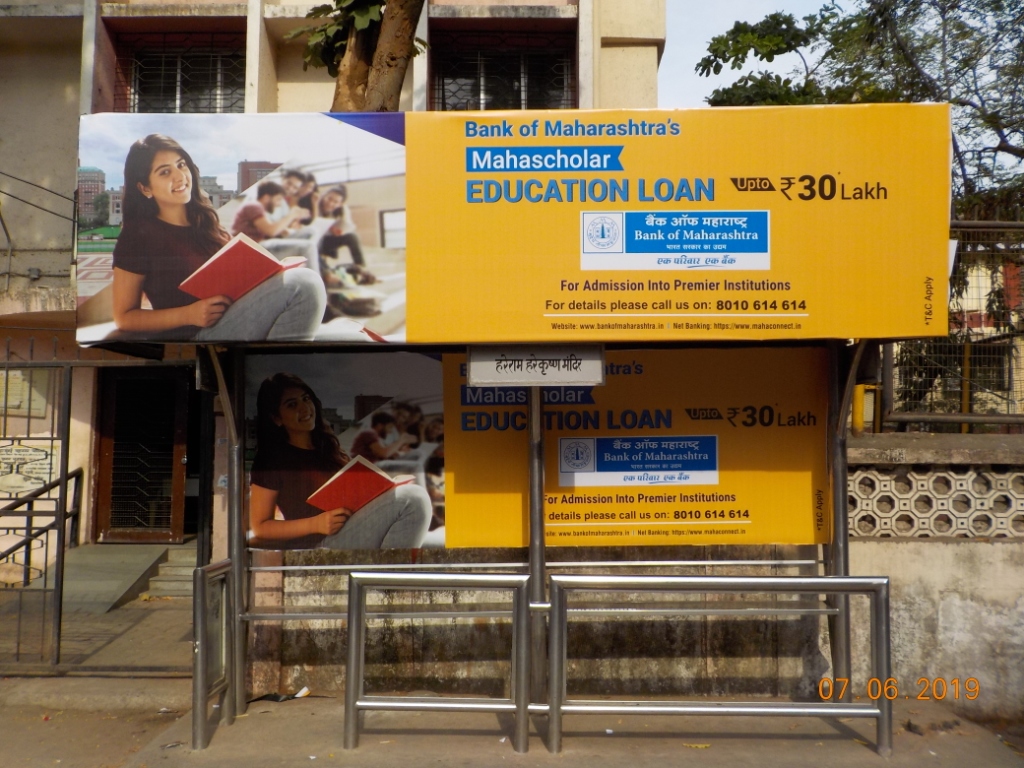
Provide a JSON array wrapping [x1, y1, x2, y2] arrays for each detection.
[[547, 574, 892, 757], [343, 571, 531, 753], [0, 468, 83, 513], [248, 559, 820, 572], [0, 469, 83, 580]]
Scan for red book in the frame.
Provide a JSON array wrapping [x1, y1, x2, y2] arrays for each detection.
[[178, 232, 307, 302], [306, 455, 414, 512]]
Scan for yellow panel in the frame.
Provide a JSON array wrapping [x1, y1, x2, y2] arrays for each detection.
[[408, 105, 950, 342], [444, 347, 831, 547]]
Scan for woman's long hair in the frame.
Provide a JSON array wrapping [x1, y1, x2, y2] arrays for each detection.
[[255, 373, 348, 466], [122, 134, 229, 253]]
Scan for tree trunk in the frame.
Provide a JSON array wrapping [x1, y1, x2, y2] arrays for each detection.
[[331, 21, 378, 112], [364, 0, 425, 112]]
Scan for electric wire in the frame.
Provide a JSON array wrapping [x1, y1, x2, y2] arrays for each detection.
[[0, 189, 76, 222], [0, 170, 75, 202]]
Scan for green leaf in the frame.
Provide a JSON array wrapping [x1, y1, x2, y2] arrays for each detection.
[[350, 4, 382, 30]]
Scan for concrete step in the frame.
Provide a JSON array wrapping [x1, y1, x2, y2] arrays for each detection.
[[148, 574, 192, 586], [165, 544, 197, 565], [143, 542, 198, 599], [144, 589, 192, 602], [155, 564, 194, 578], [146, 575, 193, 597]]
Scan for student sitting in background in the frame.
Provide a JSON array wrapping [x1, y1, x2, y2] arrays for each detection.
[[317, 185, 375, 285], [232, 181, 309, 242], [350, 412, 416, 464]]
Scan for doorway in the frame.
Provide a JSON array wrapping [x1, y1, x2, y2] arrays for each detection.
[[95, 367, 189, 543]]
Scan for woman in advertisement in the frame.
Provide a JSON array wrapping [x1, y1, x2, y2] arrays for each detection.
[[111, 134, 326, 341], [248, 373, 432, 549]]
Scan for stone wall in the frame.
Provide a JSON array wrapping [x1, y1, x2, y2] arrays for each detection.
[[253, 546, 833, 701], [850, 539, 1024, 720]]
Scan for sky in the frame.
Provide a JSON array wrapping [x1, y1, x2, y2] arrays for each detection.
[[658, 0, 829, 109], [79, 113, 405, 194]]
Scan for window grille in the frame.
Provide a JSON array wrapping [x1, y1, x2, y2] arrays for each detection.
[[114, 33, 245, 113], [431, 30, 576, 111]]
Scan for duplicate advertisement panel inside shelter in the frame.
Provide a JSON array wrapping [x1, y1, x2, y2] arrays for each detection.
[[406, 103, 951, 343], [243, 352, 447, 551], [443, 347, 831, 548]]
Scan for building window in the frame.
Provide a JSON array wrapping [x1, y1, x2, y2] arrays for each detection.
[[431, 29, 576, 111], [114, 32, 245, 113]]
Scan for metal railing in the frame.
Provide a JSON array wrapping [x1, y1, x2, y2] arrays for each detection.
[[333, 569, 885, 755], [0, 469, 83, 587], [241, 557, 822, 621], [343, 571, 531, 753], [192, 559, 234, 750], [547, 574, 893, 756], [0, 469, 83, 664]]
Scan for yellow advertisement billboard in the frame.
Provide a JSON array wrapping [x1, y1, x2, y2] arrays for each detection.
[[408, 105, 950, 343], [443, 347, 830, 547]]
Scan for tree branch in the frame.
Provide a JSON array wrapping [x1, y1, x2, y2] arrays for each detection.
[[950, 133, 973, 197], [993, 140, 1024, 161], [869, 0, 946, 101]]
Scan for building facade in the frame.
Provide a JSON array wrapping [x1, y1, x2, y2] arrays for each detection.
[[3, 0, 1023, 720]]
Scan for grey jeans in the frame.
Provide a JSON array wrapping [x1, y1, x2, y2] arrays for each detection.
[[319, 483, 432, 549], [194, 267, 326, 342]]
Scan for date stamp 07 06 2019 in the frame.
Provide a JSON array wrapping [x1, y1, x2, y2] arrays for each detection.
[[818, 677, 980, 702]]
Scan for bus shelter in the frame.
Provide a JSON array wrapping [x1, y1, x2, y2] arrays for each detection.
[[75, 104, 951, 754]]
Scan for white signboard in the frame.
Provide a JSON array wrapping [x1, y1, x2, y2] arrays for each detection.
[[467, 346, 605, 387]]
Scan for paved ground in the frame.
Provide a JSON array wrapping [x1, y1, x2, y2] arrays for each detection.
[[1, 542, 193, 672], [0, 593, 193, 768], [4, 676, 1022, 768], [1, 597, 193, 673], [0, 703, 179, 768], [0, 592, 1022, 767], [131, 693, 1024, 768]]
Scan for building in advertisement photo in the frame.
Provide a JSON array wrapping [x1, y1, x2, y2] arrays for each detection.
[[1, 0, 1023, 757], [76, 167, 105, 220]]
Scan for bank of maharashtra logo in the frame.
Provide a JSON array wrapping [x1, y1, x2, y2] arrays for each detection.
[[560, 438, 595, 472], [581, 212, 623, 253]]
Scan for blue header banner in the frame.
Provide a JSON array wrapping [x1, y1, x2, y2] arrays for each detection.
[[460, 385, 596, 406], [594, 436, 718, 473], [466, 146, 625, 173]]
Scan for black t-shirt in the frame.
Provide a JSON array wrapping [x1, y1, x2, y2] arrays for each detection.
[[250, 442, 344, 550], [112, 217, 218, 313]]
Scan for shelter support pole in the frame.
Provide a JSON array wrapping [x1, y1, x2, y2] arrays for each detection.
[[528, 385, 547, 703], [826, 340, 867, 694], [196, 386, 215, 568], [209, 347, 248, 717]]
